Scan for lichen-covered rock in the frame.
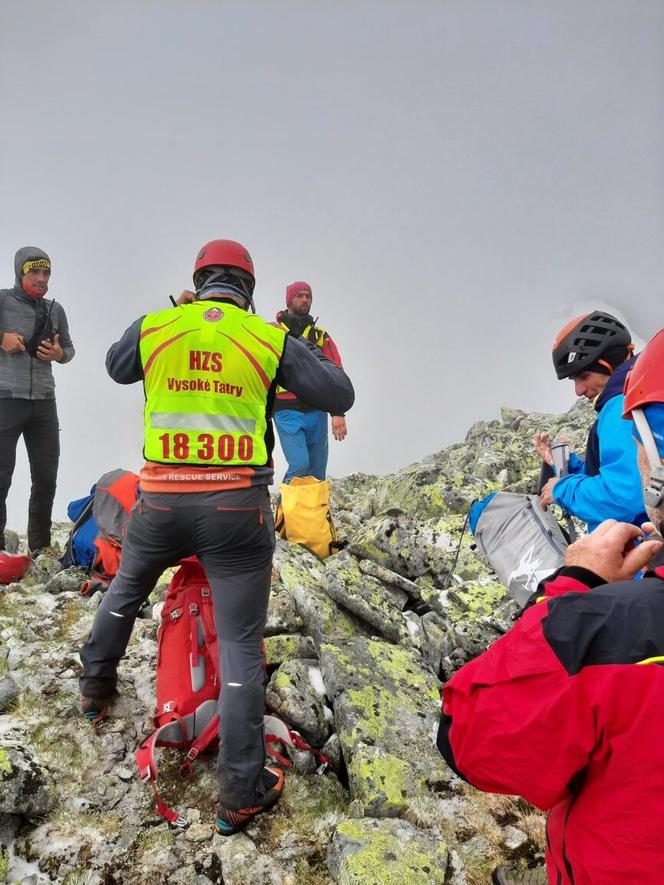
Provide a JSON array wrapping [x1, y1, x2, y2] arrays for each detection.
[[328, 817, 448, 884], [43, 567, 87, 595], [0, 401, 590, 883], [266, 659, 331, 745], [347, 510, 431, 580], [3, 531, 20, 555], [287, 572, 367, 648], [325, 552, 408, 643], [29, 553, 63, 583], [320, 638, 451, 814], [211, 832, 288, 884], [357, 559, 423, 598], [0, 675, 19, 713], [265, 588, 304, 636], [264, 633, 317, 667], [0, 742, 54, 816]]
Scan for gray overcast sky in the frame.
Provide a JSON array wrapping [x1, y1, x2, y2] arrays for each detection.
[[1, 1, 662, 531]]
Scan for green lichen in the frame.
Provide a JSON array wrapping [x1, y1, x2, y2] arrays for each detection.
[[265, 770, 349, 850], [450, 579, 509, 621], [264, 634, 301, 666], [364, 642, 440, 702], [335, 820, 448, 885], [272, 668, 294, 693], [0, 847, 7, 882], [341, 686, 400, 745], [348, 748, 410, 815], [137, 826, 176, 853], [0, 746, 12, 776]]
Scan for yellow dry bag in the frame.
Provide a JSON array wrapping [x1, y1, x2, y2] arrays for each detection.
[[275, 476, 338, 560]]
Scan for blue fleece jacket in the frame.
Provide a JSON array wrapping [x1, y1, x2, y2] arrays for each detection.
[[553, 358, 647, 532]]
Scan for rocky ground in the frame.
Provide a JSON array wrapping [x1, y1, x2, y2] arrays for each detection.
[[0, 401, 594, 884]]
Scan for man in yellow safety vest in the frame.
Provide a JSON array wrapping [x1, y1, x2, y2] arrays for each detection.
[[79, 239, 354, 834]]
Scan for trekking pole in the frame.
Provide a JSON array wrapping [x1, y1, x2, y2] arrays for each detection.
[[445, 508, 472, 589]]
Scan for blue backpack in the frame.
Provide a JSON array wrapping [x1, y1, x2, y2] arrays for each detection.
[[61, 488, 98, 569]]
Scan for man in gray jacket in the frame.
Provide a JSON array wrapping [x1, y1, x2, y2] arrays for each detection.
[[0, 247, 75, 553]]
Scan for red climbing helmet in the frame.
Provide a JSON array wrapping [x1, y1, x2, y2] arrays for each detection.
[[193, 240, 254, 286], [623, 329, 664, 419]]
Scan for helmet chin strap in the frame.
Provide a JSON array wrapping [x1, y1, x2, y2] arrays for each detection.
[[633, 409, 664, 508]]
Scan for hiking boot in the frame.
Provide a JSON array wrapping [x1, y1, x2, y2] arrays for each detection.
[[492, 864, 548, 885], [214, 765, 285, 836], [80, 694, 112, 726], [30, 546, 60, 559]]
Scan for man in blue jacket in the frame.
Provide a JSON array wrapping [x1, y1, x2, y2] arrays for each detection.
[[535, 310, 646, 532]]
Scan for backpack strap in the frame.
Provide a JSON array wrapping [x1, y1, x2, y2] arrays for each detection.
[[263, 714, 331, 774], [135, 725, 188, 828], [178, 713, 219, 780]]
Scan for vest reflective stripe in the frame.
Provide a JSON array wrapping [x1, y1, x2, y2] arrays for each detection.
[[276, 322, 327, 396], [140, 302, 285, 466], [150, 413, 257, 433]]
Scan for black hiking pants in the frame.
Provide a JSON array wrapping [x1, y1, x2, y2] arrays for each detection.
[[0, 398, 60, 551], [79, 486, 275, 808]]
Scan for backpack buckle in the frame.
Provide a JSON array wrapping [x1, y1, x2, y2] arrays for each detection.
[[188, 602, 199, 615], [179, 760, 194, 781], [162, 701, 174, 714], [201, 587, 211, 599]]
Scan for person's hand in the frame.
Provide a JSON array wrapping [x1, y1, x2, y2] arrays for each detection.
[[1, 332, 25, 353], [175, 290, 196, 306], [641, 521, 663, 540], [331, 416, 347, 441], [36, 333, 64, 362], [565, 519, 663, 583], [540, 477, 558, 509], [534, 431, 553, 466]]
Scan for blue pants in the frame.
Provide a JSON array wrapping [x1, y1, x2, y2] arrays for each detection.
[[274, 409, 328, 483]]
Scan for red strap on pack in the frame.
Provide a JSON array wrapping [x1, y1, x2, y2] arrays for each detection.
[[289, 730, 330, 773], [152, 781, 187, 828], [179, 714, 219, 779], [190, 609, 199, 668], [265, 735, 293, 769]]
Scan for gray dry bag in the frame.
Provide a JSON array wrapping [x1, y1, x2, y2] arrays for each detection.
[[471, 493, 568, 606]]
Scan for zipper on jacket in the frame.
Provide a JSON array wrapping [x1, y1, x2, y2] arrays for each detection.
[[560, 800, 577, 884], [545, 815, 563, 885]]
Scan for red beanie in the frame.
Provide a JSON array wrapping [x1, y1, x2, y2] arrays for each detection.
[[286, 281, 312, 307]]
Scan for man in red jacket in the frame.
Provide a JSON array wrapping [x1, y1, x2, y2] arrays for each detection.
[[273, 281, 348, 482], [438, 328, 664, 885]]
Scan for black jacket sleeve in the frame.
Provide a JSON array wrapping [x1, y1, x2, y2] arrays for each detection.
[[276, 335, 355, 415], [106, 317, 145, 384]]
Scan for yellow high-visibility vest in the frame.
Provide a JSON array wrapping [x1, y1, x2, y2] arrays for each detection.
[[139, 301, 285, 466]]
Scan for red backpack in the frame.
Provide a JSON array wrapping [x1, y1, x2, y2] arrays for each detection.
[[0, 552, 31, 585], [135, 557, 329, 827]]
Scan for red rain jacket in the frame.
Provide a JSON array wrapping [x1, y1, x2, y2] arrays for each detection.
[[438, 550, 664, 884]]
